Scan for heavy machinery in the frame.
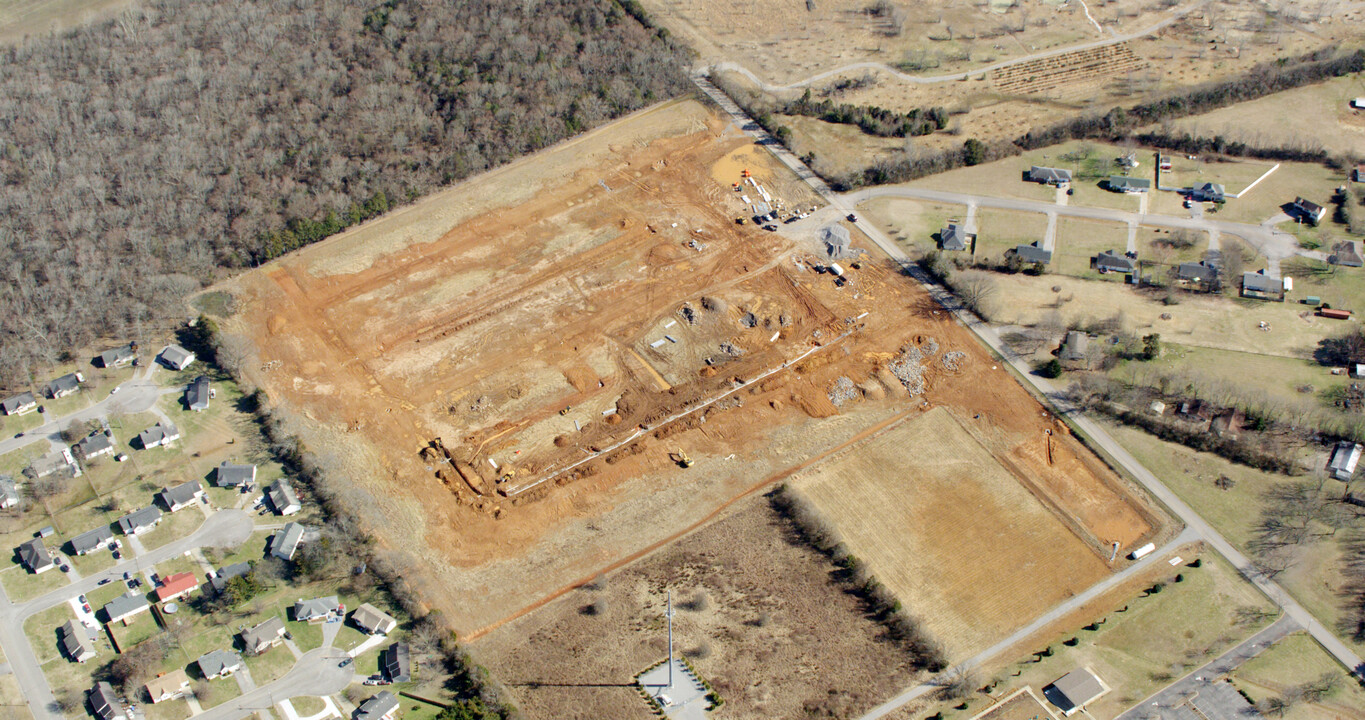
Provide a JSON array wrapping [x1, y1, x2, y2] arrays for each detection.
[[669, 449, 694, 468]]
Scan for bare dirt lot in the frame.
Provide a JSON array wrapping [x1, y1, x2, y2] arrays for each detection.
[[475, 495, 923, 720], [791, 407, 1119, 660], [220, 99, 1166, 646]]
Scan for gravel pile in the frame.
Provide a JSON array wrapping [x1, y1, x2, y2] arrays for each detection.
[[888, 344, 926, 396], [740, 312, 758, 328], [920, 336, 939, 357], [828, 376, 857, 406], [941, 351, 966, 371], [719, 342, 745, 357]]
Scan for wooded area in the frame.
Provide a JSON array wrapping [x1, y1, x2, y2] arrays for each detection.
[[0, 0, 686, 386]]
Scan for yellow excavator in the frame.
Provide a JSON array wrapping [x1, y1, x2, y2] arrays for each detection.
[[669, 449, 694, 468]]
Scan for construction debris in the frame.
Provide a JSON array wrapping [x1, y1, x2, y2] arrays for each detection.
[[888, 343, 927, 396], [942, 351, 966, 372], [828, 376, 857, 407]]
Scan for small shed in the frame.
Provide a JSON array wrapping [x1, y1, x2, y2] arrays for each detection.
[[1329, 441, 1362, 481], [1061, 331, 1088, 361]]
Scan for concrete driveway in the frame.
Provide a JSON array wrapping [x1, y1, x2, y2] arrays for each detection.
[[0, 364, 181, 458]]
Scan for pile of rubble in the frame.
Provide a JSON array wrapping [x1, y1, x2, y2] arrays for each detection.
[[941, 351, 966, 372], [888, 344, 926, 396], [828, 376, 858, 407]]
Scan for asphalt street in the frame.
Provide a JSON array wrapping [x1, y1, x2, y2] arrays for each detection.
[[0, 364, 177, 458]]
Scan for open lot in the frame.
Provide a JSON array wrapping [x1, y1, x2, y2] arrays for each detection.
[[475, 495, 926, 720], [0, 0, 136, 43], [1232, 630, 1365, 720], [1170, 72, 1365, 157], [791, 407, 1137, 659]]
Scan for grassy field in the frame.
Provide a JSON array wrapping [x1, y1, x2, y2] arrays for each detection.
[[858, 196, 967, 258], [1098, 420, 1365, 657], [1232, 631, 1365, 720], [23, 604, 73, 665], [972, 209, 1051, 266], [1169, 73, 1365, 156], [1110, 342, 1351, 412], [792, 407, 1110, 660], [1051, 218, 1137, 279], [0, 0, 136, 43], [776, 114, 905, 178]]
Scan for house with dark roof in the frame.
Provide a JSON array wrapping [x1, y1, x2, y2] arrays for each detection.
[[1241, 270, 1283, 300], [1290, 197, 1327, 225], [58, 619, 97, 663], [216, 462, 256, 488], [1105, 176, 1150, 193], [186, 376, 210, 412], [95, 344, 136, 369], [69, 525, 114, 556], [1189, 182, 1225, 202], [351, 603, 398, 635], [197, 649, 244, 679], [43, 373, 80, 399], [144, 669, 190, 704], [1, 392, 37, 416], [158, 345, 196, 371], [1009, 242, 1052, 265], [266, 480, 300, 516], [116, 506, 163, 536], [137, 422, 181, 449], [294, 596, 342, 623], [1043, 667, 1109, 716], [208, 561, 252, 594], [155, 572, 200, 603], [381, 642, 412, 683], [938, 223, 973, 252], [1175, 260, 1216, 283], [355, 691, 401, 720], [1329, 240, 1363, 268], [1061, 331, 1089, 362], [18, 538, 54, 574], [103, 592, 151, 625], [270, 522, 306, 561], [75, 432, 115, 461], [241, 617, 288, 655], [157, 480, 204, 513], [1091, 250, 1135, 274], [0, 475, 18, 510], [1028, 166, 1071, 186], [1329, 441, 1362, 481], [88, 682, 122, 720]]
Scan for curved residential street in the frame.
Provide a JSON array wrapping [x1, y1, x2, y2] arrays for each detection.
[[0, 364, 180, 458]]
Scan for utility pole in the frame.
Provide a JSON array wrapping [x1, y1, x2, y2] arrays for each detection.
[[666, 590, 675, 688]]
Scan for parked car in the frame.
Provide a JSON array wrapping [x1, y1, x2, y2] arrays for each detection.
[[339, 658, 353, 668], [97, 578, 110, 586], [82, 604, 91, 613], [78, 595, 87, 604], [59, 564, 70, 573]]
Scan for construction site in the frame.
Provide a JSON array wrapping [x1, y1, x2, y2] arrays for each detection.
[[219, 100, 1170, 696]]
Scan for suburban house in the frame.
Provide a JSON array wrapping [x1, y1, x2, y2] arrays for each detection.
[[18, 538, 55, 574], [1329, 441, 1362, 481], [156, 479, 204, 512], [154, 571, 200, 603], [103, 592, 151, 625], [240, 617, 288, 655], [95, 344, 136, 369], [144, 669, 191, 704], [1290, 196, 1327, 225], [1061, 331, 1089, 362], [351, 603, 398, 635], [75, 432, 115, 461], [294, 596, 342, 623], [1043, 667, 1110, 716], [43, 373, 81, 399], [1028, 166, 1071, 186], [1, 391, 37, 416], [1105, 176, 1150, 193], [197, 649, 244, 679], [1009, 242, 1052, 265], [1241, 270, 1283, 300], [88, 682, 123, 720], [1189, 182, 1226, 202], [58, 619, 97, 663], [208, 561, 252, 594], [1175, 260, 1216, 284], [938, 223, 973, 252], [26, 449, 79, 480], [1355, 164, 1365, 183], [1090, 250, 1135, 274], [186, 375, 211, 412], [216, 462, 257, 488], [1329, 240, 1363, 267], [0, 475, 18, 509], [116, 505, 163, 536], [266, 480, 301, 516], [270, 522, 307, 561], [137, 422, 181, 449], [355, 691, 401, 720], [158, 344, 196, 371], [382, 642, 412, 683], [69, 525, 114, 556]]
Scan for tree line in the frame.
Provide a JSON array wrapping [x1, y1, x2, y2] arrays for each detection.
[[782, 89, 948, 138], [0, 0, 687, 387]]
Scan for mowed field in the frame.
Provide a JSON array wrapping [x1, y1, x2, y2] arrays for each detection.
[[0, 0, 133, 41], [1169, 72, 1365, 156], [792, 407, 1112, 660]]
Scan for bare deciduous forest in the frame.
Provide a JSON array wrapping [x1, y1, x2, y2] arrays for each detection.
[[0, 0, 686, 385]]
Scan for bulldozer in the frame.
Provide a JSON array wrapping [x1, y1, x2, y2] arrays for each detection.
[[669, 449, 694, 468], [498, 467, 517, 484]]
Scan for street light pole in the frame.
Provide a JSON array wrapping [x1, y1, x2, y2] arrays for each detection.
[[666, 590, 674, 689]]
